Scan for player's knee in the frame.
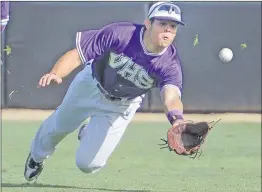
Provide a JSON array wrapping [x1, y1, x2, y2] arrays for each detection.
[[76, 158, 104, 174]]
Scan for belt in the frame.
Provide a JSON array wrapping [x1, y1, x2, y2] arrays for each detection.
[[96, 83, 127, 102], [92, 74, 129, 102]]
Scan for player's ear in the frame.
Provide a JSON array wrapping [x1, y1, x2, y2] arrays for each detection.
[[144, 19, 152, 30]]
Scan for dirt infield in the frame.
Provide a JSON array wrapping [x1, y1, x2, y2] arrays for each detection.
[[1, 109, 261, 123]]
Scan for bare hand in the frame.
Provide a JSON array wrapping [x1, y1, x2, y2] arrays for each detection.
[[37, 73, 62, 88]]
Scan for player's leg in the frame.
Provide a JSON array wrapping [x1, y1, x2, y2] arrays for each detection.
[[76, 100, 141, 174], [24, 65, 97, 181]]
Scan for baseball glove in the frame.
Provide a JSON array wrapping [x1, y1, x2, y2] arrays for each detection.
[[158, 119, 221, 158]]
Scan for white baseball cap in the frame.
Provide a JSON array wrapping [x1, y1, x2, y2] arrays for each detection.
[[148, 2, 185, 26]]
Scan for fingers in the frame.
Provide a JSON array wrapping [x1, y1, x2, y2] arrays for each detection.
[[42, 74, 49, 87], [46, 74, 56, 86], [38, 73, 62, 88], [38, 74, 48, 88]]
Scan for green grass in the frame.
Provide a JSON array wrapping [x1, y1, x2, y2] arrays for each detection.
[[1, 120, 261, 192]]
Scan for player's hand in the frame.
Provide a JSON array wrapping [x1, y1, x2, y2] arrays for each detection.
[[172, 119, 185, 128], [37, 73, 62, 88]]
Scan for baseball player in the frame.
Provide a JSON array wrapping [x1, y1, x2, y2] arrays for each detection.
[[1, 1, 10, 66], [1, 1, 9, 33], [24, 1, 186, 181]]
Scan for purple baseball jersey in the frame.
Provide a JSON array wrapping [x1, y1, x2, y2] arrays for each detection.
[[76, 22, 183, 99], [1, 1, 10, 33]]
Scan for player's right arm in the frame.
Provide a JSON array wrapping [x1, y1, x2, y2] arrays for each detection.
[[38, 22, 127, 88], [38, 49, 81, 88]]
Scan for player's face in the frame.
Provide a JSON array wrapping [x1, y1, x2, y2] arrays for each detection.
[[148, 19, 178, 48]]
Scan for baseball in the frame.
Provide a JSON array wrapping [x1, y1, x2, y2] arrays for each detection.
[[219, 48, 233, 63]]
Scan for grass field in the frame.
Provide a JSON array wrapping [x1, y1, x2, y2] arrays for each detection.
[[1, 120, 261, 192]]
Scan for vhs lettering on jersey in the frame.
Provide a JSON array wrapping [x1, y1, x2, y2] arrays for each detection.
[[109, 52, 154, 89]]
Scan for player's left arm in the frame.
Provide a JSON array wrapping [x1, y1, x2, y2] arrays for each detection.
[[159, 56, 184, 126], [161, 85, 184, 126]]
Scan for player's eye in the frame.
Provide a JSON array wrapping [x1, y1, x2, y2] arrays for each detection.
[[160, 22, 167, 26]]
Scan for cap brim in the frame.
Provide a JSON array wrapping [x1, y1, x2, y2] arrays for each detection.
[[152, 16, 186, 26]]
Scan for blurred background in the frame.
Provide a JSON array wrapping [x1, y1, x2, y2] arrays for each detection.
[[1, 1, 261, 113]]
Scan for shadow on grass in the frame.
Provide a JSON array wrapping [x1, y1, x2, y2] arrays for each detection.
[[2, 182, 151, 192]]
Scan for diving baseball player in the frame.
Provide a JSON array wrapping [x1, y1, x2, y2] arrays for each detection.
[[1, 1, 10, 66], [1, 1, 9, 33], [24, 1, 186, 181]]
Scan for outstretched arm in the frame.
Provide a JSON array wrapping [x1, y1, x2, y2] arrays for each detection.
[[38, 48, 81, 88], [38, 22, 123, 88], [49, 48, 81, 78], [160, 85, 184, 126]]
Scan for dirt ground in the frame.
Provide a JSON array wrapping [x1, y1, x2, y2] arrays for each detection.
[[1, 108, 261, 123]]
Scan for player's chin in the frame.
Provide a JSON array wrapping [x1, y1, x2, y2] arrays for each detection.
[[159, 41, 172, 48]]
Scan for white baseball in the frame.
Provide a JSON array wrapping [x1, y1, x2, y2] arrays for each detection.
[[219, 48, 233, 63]]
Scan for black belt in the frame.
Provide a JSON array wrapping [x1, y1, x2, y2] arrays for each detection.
[[96, 83, 123, 101]]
